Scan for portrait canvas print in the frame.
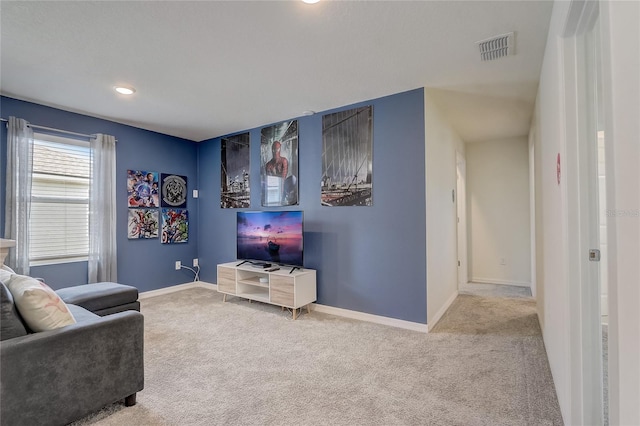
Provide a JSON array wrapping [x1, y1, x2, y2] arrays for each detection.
[[221, 132, 251, 208], [161, 208, 189, 244], [321, 106, 373, 206], [260, 120, 298, 207], [127, 170, 159, 208], [161, 173, 188, 208], [127, 209, 159, 239]]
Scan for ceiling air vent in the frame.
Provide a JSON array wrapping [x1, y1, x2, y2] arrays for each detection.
[[476, 32, 515, 61]]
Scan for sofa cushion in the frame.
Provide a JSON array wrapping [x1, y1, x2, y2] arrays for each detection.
[[67, 303, 102, 324], [56, 282, 139, 313], [6, 275, 76, 332], [0, 281, 28, 340]]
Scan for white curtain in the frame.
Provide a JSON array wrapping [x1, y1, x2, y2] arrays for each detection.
[[88, 134, 117, 283], [4, 117, 34, 275]]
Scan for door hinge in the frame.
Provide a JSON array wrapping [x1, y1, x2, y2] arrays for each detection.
[[458, 260, 461, 266], [589, 249, 601, 262]]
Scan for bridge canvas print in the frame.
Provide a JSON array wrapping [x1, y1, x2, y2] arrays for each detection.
[[321, 105, 373, 206]]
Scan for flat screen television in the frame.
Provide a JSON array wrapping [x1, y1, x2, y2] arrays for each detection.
[[236, 210, 304, 267]]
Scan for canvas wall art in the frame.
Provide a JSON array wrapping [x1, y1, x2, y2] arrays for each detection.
[[161, 173, 188, 208], [161, 208, 189, 244], [321, 106, 373, 206], [221, 132, 251, 208], [127, 170, 159, 208], [127, 209, 159, 239], [260, 120, 298, 207]]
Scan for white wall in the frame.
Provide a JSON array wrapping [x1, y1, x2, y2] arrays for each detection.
[[424, 90, 465, 328], [466, 137, 531, 287], [532, 0, 572, 422], [534, 0, 640, 424]]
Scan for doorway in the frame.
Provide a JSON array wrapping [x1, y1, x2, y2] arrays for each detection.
[[456, 151, 467, 289]]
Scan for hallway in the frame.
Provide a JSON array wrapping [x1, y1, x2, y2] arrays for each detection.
[[432, 291, 562, 424], [459, 282, 532, 299]]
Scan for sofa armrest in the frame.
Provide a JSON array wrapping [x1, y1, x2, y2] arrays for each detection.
[[0, 310, 144, 426]]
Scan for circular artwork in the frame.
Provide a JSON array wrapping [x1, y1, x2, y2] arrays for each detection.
[[161, 174, 187, 207]]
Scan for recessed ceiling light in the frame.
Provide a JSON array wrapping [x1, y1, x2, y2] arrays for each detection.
[[114, 86, 136, 95], [302, 0, 320, 4], [302, 110, 316, 116]]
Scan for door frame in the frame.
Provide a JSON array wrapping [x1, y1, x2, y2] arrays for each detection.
[[455, 151, 468, 288], [528, 131, 537, 298], [562, 1, 605, 423]]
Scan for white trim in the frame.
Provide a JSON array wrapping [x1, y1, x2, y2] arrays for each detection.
[[139, 281, 217, 300], [34, 131, 90, 147], [528, 132, 537, 299], [470, 277, 531, 288], [427, 290, 458, 332], [141, 282, 429, 333], [311, 303, 429, 333], [456, 150, 468, 288], [601, 294, 608, 318]]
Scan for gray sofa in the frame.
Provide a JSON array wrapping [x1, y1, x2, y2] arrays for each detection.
[[0, 281, 144, 426]]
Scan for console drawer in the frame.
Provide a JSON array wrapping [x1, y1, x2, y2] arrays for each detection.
[[270, 276, 294, 306], [217, 267, 236, 294]]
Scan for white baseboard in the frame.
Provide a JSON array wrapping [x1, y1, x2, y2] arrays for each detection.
[[311, 303, 428, 333], [139, 281, 217, 299], [142, 282, 428, 333], [427, 291, 458, 332], [470, 277, 531, 288]]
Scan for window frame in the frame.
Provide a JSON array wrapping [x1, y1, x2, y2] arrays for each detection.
[[29, 132, 91, 266]]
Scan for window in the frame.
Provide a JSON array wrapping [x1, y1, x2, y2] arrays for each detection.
[[29, 133, 91, 265]]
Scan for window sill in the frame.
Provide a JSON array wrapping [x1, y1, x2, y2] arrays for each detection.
[[30, 257, 88, 267]]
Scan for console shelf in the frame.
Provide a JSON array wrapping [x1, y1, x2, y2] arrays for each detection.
[[238, 277, 270, 288], [217, 262, 317, 320]]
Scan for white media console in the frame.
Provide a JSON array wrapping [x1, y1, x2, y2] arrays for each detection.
[[216, 262, 317, 320]]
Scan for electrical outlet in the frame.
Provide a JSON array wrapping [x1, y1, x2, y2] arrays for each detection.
[[175, 261, 181, 270], [193, 258, 199, 267], [500, 257, 506, 266]]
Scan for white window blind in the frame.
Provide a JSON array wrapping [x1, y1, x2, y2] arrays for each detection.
[[29, 133, 91, 265]]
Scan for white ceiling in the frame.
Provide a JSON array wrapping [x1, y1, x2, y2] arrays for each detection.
[[0, 1, 552, 143]]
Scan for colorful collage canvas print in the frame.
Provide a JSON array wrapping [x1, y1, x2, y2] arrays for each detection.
[[127, 209, 159, 239], [161, 209, 189, 244], [127, 170, 159, 208]]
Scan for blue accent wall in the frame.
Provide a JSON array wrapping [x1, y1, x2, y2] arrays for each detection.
[[197, 89, 427, 323], [1, 89, 427, 323], [1, 96, 199, 291]]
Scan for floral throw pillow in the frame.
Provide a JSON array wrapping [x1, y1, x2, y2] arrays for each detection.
[[6, 275, 76, 332]]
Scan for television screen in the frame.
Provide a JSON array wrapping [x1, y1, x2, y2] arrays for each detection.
[[237, 211, 304, 267]]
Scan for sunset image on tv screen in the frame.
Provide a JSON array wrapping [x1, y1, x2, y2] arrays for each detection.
[[237, 211, 303, 266]]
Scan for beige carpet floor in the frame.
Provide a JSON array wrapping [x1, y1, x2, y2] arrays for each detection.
[[72, 287, 563, 426], [459, 282, 532, 299]]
